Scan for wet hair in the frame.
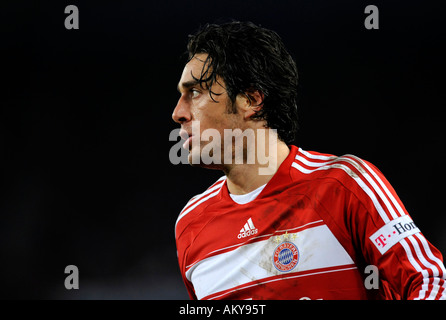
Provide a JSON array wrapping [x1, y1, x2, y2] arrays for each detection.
[[186, 20, 299, 144]]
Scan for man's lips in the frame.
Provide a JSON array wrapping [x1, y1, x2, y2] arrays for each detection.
[[179, 129, 193, 150], [179, 129, 190, 140], [183, 136, 193, 150]]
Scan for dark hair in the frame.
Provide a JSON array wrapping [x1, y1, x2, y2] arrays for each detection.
[[186, 21, 299, 144]]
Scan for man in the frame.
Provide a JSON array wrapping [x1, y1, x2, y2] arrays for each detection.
[[172, 21, 445, 300]]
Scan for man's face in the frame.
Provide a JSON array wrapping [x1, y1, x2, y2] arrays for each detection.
[[172, 53, 246, 167]]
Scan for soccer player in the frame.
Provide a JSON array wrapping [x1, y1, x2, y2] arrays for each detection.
[[171, 21, 446, 300]]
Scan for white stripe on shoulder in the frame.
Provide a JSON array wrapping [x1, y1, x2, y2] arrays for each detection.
[[180, 176, 226, 213], [292, 152, 396, 223], [346, 155, 407, 218], [175, 176, 226, 227], [298, 148, 337, 161]]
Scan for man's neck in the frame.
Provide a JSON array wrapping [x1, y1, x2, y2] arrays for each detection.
[[224, 141, 290, 195]]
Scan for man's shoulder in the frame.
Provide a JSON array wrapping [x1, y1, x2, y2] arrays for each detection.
[[292, 147, 379, 183], [289, 147, 395, 212], [175, 176, 226, 233]]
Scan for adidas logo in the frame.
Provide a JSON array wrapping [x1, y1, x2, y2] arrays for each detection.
[[237, 218, 258, 239]]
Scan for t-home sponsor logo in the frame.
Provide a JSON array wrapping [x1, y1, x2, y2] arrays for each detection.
[[370, 215, 420, 254]]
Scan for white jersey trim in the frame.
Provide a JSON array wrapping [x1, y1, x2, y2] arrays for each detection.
[[229, 184, 266, 204]]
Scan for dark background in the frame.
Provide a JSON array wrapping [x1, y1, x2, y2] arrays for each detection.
[[1, 0, 445, 299]]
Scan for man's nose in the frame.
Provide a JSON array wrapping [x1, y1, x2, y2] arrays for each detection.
[[172, 95, 192, 124]]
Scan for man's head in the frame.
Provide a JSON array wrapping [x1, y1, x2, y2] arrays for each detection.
[[173, 21, 298, 169]]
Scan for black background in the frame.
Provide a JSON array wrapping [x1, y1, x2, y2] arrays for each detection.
[[1, 0, 445, 299]]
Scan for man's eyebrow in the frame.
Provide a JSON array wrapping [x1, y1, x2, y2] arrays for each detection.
[[177, 80, 200, 93]]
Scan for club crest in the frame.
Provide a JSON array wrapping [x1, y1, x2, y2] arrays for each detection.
[[272, 241, 299, 272]]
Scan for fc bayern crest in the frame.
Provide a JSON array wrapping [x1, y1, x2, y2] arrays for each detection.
[[272, 242, 299, 272]]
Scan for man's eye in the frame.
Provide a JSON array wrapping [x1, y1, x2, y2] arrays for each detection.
[[191, 89, 200, 98]]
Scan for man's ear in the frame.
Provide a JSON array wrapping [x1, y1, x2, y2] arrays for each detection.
[[239, 90, 264, 120]]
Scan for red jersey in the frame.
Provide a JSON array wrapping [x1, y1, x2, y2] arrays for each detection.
[[175, 146, 446, 300]]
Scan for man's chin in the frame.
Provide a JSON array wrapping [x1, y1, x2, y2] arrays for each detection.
[[187, 150, 223, 170]]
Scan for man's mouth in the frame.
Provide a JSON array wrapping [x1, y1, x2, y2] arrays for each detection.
[[179, 129, 193, 150]]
